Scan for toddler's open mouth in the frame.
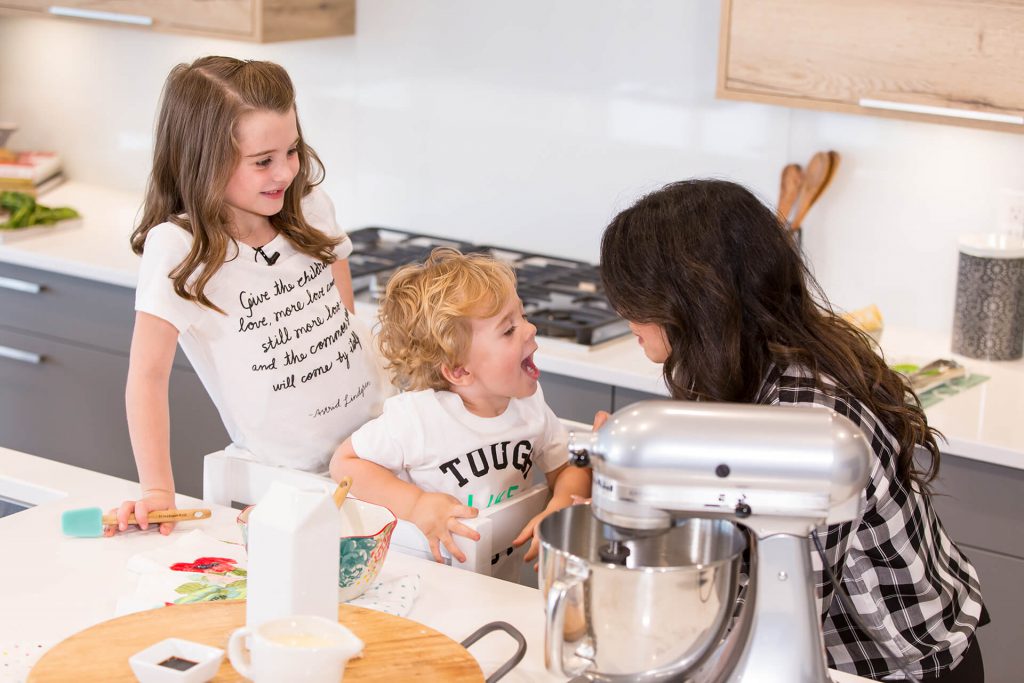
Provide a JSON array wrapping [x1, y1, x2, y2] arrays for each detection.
[[521, 353, 540, 380]]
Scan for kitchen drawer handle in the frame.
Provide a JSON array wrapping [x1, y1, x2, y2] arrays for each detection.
[[859, 98, 1024, 125], [48, 6, 153, 25], [0, 276, 43, 294], [0, 345, 43, 365]]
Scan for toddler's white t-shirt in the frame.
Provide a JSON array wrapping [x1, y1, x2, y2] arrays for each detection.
[[350, 387, 568, 509], [135, 189, 389, 472]]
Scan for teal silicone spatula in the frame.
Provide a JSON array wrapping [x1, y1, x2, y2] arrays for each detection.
[[61, 507, 212, 537]]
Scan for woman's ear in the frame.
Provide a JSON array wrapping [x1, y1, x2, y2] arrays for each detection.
[[441, 364, 472, 386]]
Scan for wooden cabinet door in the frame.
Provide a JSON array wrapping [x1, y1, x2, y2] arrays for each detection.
[[1, 0, 355, 41], [0, 0, 47, 12], [42, 0, 254, 37], [718, 0, 1024, 133]]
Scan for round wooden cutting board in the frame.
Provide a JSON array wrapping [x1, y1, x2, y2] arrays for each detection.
[[29, 601, 484, 682]]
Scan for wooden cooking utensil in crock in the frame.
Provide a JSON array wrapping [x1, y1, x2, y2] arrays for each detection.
[[791, 150, 841, 232], [776, 163, 804, 224]]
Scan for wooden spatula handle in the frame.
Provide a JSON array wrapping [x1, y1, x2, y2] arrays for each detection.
[[333, 476, 353, 508], [101, 508, 212, 525]]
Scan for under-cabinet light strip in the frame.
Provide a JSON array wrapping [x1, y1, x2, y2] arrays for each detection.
[[48, 6, 153, 26], [859, 98, 1024, 125]]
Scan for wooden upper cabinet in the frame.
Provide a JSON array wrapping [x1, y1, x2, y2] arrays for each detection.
[[717, 0, 1024, 134], [0, 0, 354, 42]]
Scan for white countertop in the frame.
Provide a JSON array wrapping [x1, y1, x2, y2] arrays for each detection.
[[2, 181, 1021, 471], [0, 446, 868, 683], [0, 182, 142, 287]]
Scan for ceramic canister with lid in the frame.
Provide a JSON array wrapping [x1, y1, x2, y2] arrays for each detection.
[[952, 234, 1024, 360]]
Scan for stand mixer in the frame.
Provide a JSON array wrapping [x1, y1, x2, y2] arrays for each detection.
[[538, 401, 872, 682]]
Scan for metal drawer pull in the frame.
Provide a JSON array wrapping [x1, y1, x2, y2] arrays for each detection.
[[859, 98, 1024, 125], [0, 345, 43, 365], [48, 6, 153, 25], [0, 276, 43, 294]]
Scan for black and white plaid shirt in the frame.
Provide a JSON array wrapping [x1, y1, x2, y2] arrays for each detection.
[[756, 363, 984, 680]]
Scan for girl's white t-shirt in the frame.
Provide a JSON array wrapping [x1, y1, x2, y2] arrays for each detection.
[[350, 387, 568, 509], [135, 189, 389, 472]]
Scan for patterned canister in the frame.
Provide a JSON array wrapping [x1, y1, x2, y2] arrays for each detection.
[[952, 234, 1024, 360]]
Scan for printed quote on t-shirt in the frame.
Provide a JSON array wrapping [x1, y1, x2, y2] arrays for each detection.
[[235, 261, 371, 418]]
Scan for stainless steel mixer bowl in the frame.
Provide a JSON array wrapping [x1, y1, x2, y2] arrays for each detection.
[[539, 505, 747, 682]]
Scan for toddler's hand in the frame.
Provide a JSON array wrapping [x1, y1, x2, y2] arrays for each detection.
[[104, 489, 176, 537], [513, 494, 578, 564], [410, 492, 479, 563]]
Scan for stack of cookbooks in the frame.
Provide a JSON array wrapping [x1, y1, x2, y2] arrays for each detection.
[[0, 149, 65, 197]]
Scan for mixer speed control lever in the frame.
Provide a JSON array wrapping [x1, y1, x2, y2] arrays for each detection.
[[567, 430, 594, 468], [569, 449, 590, 468]]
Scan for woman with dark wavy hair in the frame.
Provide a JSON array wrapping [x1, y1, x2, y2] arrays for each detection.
[[599, 179, 985, 681]]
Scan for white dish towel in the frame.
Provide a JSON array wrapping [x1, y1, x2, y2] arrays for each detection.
[[115, 529, 419, 617]]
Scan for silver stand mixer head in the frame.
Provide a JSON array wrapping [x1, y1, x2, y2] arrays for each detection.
[[540, 401, 871, 682]]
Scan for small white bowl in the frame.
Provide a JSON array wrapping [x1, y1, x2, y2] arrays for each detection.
[[128, 638, 225, 683]]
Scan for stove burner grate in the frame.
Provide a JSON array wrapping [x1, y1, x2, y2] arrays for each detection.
[[348, 227, 629, 346]]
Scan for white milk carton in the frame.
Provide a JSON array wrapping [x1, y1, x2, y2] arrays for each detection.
[[246, 481, 340, 628]]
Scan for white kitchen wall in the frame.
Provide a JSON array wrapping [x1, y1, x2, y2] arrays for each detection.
[[2, 0, 1023, 338]]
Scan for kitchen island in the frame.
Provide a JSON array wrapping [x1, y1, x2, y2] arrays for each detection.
[[0, 446, 871, 682]]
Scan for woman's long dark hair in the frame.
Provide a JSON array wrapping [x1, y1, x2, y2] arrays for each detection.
[[600, 179, 940, 488]]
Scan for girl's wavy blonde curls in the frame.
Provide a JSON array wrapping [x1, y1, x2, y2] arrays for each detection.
[[377, 247, 517, 391]]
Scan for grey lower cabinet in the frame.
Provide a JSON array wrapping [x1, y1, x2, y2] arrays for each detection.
[[612, 385, 665, 411], [0, 326, 136, 478], [539, 372, 613, 424], [0, 262, 228, 498], [540, 373, 665, 424], [928, 453, 1024, 682]]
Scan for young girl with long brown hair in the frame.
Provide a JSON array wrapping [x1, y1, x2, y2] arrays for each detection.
[[599, 179, 985, 681], [113, 56, 389, 534]]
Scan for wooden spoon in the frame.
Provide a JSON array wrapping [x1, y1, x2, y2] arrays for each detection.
[[791, 151, 833, 230], [818, 150, 841, 203], [333, 476, 353, 508], [777, 163, 804, 224]]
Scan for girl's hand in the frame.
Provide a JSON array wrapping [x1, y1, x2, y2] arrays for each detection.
[[409, 492, 479, 563], [104, 489, 176, 537]]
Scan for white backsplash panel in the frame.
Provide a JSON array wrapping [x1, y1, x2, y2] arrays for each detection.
[[2, 0, 1023, 335]]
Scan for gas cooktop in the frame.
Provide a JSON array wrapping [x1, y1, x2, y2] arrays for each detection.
[[347, 227, 630, 346]]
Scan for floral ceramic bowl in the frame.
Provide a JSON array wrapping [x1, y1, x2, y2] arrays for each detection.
[[238, 497, 398, 603]]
